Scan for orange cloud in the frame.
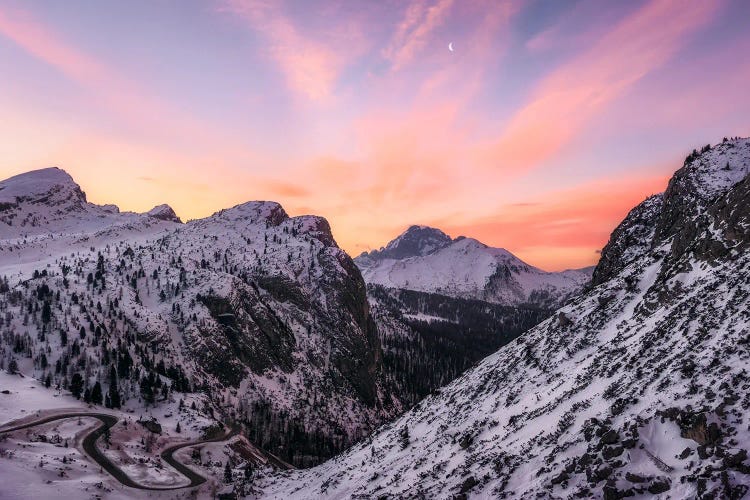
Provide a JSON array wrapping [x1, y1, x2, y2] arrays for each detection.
[[486, 0, 722, 175], [255, 1, 521, 258], [433, 172, 671, 270], [258, 179, 311, 198]]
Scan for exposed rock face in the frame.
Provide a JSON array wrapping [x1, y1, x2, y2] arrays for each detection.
[[592, 195, 663, 286], [261, 138, 750, 499], [146, 204, 182, 223], [360, 225, 453, 260], [595, 138, 750, 286]]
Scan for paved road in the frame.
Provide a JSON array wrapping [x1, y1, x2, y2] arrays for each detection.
[[0, 412, 236, 490]]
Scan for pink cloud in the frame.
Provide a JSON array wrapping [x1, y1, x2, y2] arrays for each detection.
[[221, 0, 366, 101], [0, 7, 130, 109], [486, 0, 723, 175], [0, 5, 246, 153], [383, 0, 454, 71]]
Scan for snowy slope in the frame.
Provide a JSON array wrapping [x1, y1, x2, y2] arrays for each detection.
[[0, 371, 256, 499], [260, 138, 750, 499], [0, 169, 400, 469], [356, 226, 591, 308]]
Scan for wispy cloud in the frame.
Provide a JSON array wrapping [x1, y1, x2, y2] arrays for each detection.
[[220, 0, 365, 101], [383, 0, 454, 71], [0, 6, 139, 117], [486, 0, 723, 175], [0, 5, 242, 152]]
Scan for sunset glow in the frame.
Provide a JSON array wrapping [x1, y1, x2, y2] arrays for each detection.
[[1, 0, 748, 269]]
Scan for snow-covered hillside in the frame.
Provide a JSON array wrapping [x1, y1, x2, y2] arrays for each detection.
[[260, 138, 750, 499], [356, 225, 591, 308], [0, 370, 266, 499], [0, 168, 400, 468]]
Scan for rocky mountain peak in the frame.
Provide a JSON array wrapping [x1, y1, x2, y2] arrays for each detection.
[[594, 137, 750, 286], [212, 200, 289, 226], [655, 138, 750, 243], [361, 225, 452, 261], [0, 167, 86, 209], [145, 204, 182, 223], [285, 215, 337, 247]]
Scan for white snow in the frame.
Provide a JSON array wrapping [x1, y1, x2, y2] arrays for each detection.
[[357, 234, 590, 306]]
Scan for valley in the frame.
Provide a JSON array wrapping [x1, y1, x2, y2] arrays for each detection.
[[2, 138, 750, 499]]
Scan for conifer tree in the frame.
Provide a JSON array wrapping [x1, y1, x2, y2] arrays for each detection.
[[224, 461, 232, 483], [70, 373, 84, 399], [91, 381, 103, 405], [108, 366, 121, 408]]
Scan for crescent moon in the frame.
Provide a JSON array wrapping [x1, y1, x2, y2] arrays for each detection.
[[448, 42, 454, 52]]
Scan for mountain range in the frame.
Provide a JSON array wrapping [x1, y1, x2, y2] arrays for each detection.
[[1, 137, 749, 499], [259, 138, 750, 498]]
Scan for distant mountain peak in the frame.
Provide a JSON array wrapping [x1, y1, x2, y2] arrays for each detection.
[[145, 204, 182, 223], [0, 166, 86, 207], [362, 225, 452, 261], [355, 224, 590, 307]]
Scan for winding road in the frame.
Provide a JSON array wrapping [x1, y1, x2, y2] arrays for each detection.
[[0, 412, 237, 491]]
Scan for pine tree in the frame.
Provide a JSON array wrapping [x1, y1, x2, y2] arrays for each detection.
[[108, 366, 121, 408], [41, 301, 52, 324], [91, 382, 103, 405], [140, 376, 155, 405], [224, 461, 232, 483], [175, 421, 181, 433], [70, 373, 84, 399]]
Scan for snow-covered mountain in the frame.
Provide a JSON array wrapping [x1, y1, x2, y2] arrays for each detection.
[[0, 167, 182, 239], [0, 167, 401, 467], [260, 138, 750, 498], [145, 203, 182, 223], [355, 225, 591, 308]]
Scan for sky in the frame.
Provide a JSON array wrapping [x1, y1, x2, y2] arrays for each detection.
[[0, 0, 748, 270]]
